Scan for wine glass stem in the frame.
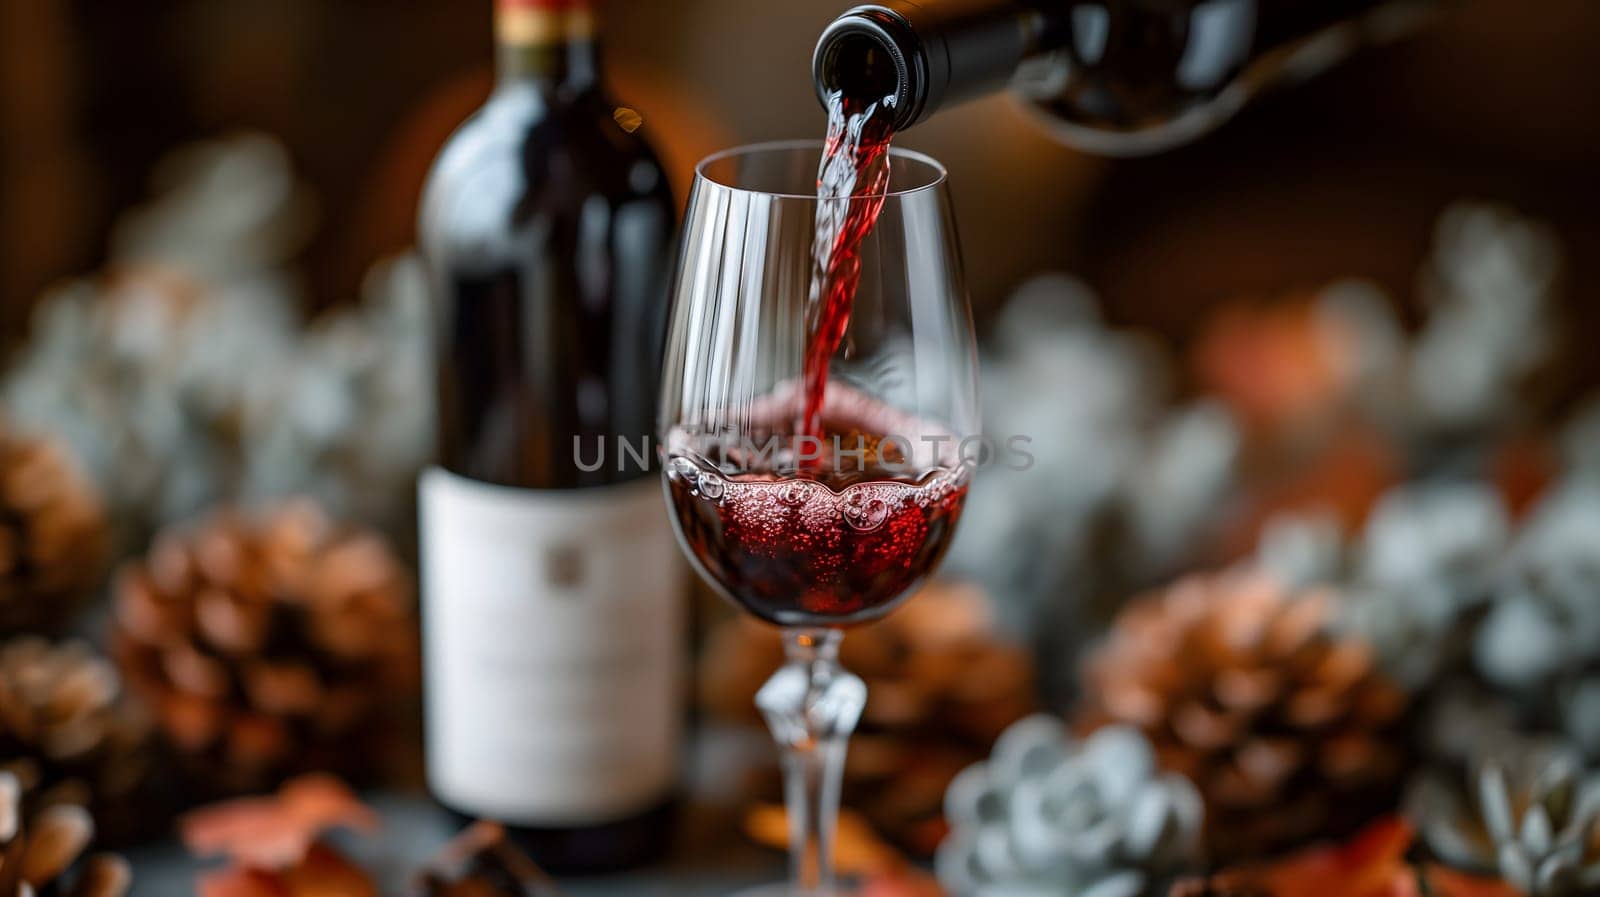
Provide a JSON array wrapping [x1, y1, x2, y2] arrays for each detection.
[[756, 627, 866, 897]]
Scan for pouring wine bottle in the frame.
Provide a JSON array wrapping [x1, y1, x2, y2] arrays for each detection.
[[416, 0, 682, 872], [814, 0, 1440, 155]]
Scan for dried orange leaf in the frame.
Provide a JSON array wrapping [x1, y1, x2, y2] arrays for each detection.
[[279, 774, 379, 835], [1226, 817, 1419, 897], [197, 867, 288, 897], [182, 774, 377, 869], [276, 843, 378, 897], [859, 870, 948, 897], [1421, 865, 1524, 897], [195, 841, 374, 897]]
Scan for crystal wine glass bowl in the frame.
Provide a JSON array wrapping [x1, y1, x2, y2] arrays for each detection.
[[659, 141, 979, 896]]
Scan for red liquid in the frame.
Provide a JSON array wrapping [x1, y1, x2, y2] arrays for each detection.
[[802, 90, 896, 443], [667, 84, 956, 627], [664, 425, 965, 627]]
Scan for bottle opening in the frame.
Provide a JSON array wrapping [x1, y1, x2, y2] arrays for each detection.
[[817, 32, 902, 104], [813, 7, 920, 129]]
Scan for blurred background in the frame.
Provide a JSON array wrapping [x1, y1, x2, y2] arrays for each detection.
[[5, 0, 1598, 347], [5, 1, 1600, 895]]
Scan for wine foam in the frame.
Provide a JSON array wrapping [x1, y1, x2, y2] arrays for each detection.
[[667, 453, 960, 535]]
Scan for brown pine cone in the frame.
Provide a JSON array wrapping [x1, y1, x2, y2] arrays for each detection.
[[111, 501, 418, 798], [700, 580, 1037, 856], [0, 426, 107, 635], [0, 769, 131, 897], [0, 638, 159, 847], [1081, 572, 1409, 861]]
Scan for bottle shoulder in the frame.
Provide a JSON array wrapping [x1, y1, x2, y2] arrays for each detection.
[[419, 86, 674, 259], [425, 87, 671, 199]]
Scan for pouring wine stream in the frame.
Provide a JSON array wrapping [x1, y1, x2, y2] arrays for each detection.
[[802, 90, 897, 445]]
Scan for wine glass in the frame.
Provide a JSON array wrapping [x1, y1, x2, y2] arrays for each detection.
[[659, 140, 979, 896]]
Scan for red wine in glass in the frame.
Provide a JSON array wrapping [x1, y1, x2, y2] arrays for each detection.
[[802, 88, 897, 443], [663, 134, 974, 897], [664, 426, 966, 627], [676, 63, 958, 628]]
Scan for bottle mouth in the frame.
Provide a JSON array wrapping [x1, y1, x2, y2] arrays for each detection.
[[812, 6, 925, 131]]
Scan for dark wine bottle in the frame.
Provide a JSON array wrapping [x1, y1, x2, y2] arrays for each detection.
[[813, 0, 1439, 154], [416, 0, 682, 873]]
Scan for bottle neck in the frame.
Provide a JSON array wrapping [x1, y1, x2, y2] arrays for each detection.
[[494, 0, 600, 91], [813, 0, 1052, 132]]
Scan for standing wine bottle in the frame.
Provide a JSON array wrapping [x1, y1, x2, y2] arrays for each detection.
[[416, 0, 682, 873]]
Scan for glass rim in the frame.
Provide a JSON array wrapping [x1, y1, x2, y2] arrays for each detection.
[[693, 139, 948, 201]]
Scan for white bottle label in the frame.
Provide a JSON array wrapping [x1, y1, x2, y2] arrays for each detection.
[[420, 467, 685, 825]]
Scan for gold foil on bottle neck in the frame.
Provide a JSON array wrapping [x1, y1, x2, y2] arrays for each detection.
[[496, 7, 596, 46]]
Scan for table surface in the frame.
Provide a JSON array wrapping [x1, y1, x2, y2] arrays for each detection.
[[121, 726, 789, 897]]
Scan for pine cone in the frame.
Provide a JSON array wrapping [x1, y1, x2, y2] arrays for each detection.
[[1332, 482, 1511, 692], [242, 254, 433, 544], [1357, 483, 1509, 600], [1409, 743, 1600, 897], [0, 426, 107, 635], [1563, 675, 1600, 761], [700, 581, 1036, 855], [1474, 478, 1600, 694], [413, 821, 560, 897], [1082, 572, 1410, 861], [937, 716, 1204, 897], [0, 638, 159, 846], [1409, 203, 1560, 435], [1253, 511, 1346, 592], [111, 501, 418, 797], [1417, 684, 1533, 773], [0, 770, 131, 897]]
